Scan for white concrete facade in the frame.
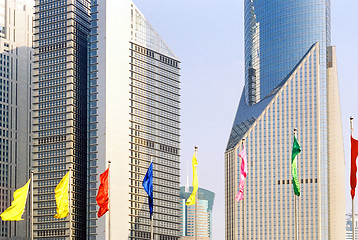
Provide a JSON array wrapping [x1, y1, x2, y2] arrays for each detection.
[[88, 1, 180, 239], [0, 0, 32, 238]]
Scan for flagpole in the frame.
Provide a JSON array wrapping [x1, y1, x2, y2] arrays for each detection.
[[151, 213, 154, 240], [108, 161, 111, 240], [293, 128, 298, 240], [351, 117, 355, 240], [31, 170, 34, 240], [149, 156, 154, 240], [69, 164, 72, 240], [241, 139, 245, 240], [194, 146, 198, 240]]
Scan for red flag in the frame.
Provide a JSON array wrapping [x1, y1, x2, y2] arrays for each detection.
[[351, 136, 358, 199], [96, 168, 109, 217]]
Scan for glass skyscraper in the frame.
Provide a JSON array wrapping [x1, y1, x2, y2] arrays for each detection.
[[88, 1, 180, 239], [179, 186, 215, 240], [33, 0, 90, 239], [225, 0, 345, 239]]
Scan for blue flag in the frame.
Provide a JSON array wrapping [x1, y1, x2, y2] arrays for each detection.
[[142, 162, 153, 216]]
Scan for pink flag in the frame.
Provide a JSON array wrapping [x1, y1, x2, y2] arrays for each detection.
[[235, 145, 247, 201]]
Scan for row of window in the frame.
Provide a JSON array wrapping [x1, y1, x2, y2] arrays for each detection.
[[39, 92, 66, 103], [38, 149, 66, 159], [39, 106, 66, 116], [38, 6, 67, 19], [39, 69, 66, 81]]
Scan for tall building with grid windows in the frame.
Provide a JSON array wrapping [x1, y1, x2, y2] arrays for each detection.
[[32, 0, 90, 239], [87, 0, 180, 239], [225, 0, 345, 239], [179, 186, 215, 240], [0, 0, 32, 239]]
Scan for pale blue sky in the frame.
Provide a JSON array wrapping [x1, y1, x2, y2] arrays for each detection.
[[133, 1, 358, 238]]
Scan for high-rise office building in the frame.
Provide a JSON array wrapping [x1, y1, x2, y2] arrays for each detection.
[[179, 186, 215, 240], [32, 0, 90, 239], [0, 0, 32, 238], [88, 0, 180, 239], [225, 0, 345, 239]]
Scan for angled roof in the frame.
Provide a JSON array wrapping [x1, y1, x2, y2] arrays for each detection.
[[131, 3, 178, 60], [226, 43, 318, 151]]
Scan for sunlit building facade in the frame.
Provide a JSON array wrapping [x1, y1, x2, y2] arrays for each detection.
[[87, 0, 180, 239], [225, 0, 345, 239], [179, 186, 215, 240], [32, 0, 90, 239], [0, 0, 32, 238]]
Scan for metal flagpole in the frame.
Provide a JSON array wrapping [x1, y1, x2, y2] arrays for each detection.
[[69, 164, 72, 240], [241, 139, 245, 240], [31, 170, 34, 240], [293, 128, 298, 240], [194, 146, 198, 240], [352, 117, 355, 240], [108, 161, 111, 240], [151, 213, 154, 240], [149, 156, 154, 240]]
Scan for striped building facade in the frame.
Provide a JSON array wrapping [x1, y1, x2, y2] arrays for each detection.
[[87, 1, 181, 239], [225, 44, 345, 239], [32, 0, 90, 239]]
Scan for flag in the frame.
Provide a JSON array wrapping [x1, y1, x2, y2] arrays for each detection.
[[0, 178, 31, 221], [235, 145, 247, 201], [291, 135, 301, 196], [54, 171, 70, 219], [96, 167, 109, 218], [186, 152, 198, 205], [142, 162, 153, 216], [351, 136, 358, 198]]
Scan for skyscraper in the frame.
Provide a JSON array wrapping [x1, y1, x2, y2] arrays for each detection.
[[225, 0, 345, 239], [0, 0, 32, 238], [33, 0, 90, 238], [88, 0, 180, 239], [179, 186, 215, 240]]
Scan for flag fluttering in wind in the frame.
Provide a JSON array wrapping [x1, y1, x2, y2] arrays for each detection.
[[0, 178, 31, 221], [235, 145, 247, 201], [291, 135, 301, 196], [54, 171, 70, 219], [351, 136, 358, 199], [142, 162, 153, 216], [96, 167, 109, 218], [186, 151, 198, 205]]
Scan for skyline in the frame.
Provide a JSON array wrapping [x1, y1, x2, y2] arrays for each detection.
[[0, 0, 356, 239], [134, 0, 358, 239]]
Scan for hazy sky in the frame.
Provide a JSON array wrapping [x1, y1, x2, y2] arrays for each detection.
[[133, 1, 358, 238]]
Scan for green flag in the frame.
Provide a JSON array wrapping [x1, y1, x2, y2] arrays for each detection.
[[291, 135, 301, 196]]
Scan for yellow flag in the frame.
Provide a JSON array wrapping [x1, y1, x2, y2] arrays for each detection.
[[186, 152, 198, 205], [0, 178, 31, 221], [54, 171, 70, 219]]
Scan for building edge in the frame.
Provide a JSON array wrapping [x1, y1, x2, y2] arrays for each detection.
[[327, 45, 346, 238]]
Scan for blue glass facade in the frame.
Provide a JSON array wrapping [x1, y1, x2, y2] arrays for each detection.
[[244, 0, 330, 102]]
